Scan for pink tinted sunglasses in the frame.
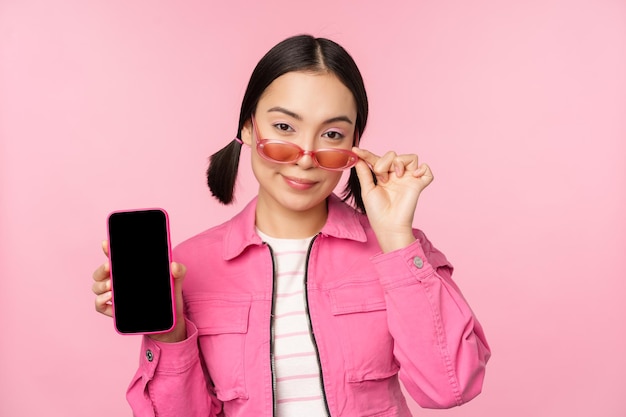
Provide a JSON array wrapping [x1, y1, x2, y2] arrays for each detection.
[[250, 116, 359, 171]]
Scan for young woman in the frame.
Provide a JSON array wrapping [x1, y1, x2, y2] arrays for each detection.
[[93, 34, 490, 417]]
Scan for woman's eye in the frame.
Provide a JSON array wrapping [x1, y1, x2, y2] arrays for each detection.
[[323, 131, 344, 140], [273, 123, 293, 132]]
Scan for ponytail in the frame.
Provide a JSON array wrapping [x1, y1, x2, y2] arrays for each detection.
[[207, 139, 243, 204]]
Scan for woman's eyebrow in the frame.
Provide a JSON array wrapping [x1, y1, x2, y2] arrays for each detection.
[[324, 115, 353, 125], [268, 106, 301, 120], [267, 106, 353, 125]]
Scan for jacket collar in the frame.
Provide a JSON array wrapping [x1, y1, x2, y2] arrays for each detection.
[[223, 193, 367, 260]]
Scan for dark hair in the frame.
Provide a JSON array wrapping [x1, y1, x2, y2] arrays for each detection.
[[207, 34, 372, 212]]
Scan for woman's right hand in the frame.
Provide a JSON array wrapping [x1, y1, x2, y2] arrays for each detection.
[[92, 240, 188, 343]]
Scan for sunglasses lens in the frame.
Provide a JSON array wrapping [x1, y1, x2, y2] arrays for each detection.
[[261, 142, 301, 162], [315, 150, 357, 170]]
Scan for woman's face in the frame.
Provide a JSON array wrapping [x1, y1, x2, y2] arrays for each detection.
[[241, 70, 358, 224]]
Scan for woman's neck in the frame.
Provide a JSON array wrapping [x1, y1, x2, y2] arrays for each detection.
[[254, 197, 328, 239]]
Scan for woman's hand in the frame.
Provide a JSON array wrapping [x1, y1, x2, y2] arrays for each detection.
[[352, 147, 434, 253], [92, 240, 187, 343]]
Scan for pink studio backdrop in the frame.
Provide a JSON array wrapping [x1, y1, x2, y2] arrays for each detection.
[[1, 0, 625, 416]]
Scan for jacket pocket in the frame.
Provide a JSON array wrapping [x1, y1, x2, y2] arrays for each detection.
[[186, 296, 251, 401], [329, 281, 400, 382]]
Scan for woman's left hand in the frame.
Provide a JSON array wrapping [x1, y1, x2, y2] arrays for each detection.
[[352, 147, 434, 253]]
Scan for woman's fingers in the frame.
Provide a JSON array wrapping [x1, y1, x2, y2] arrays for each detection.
[[412, 163, 434, 186], [374, 151, 397, 182], [95, 291, 113, 317], [170, 262, 186, 316], [91, 269, 111, 295], [353, 148, 393, 182], [171, 261, 186, 280], [93, 264, 113, 316], [353, 147, 421, 182], [92, 260, 110, 283], [93, 244, 112, 317], [92, 259, 110, 280]]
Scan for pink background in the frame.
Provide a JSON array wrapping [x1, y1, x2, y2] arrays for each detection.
[[1, 0, 625, 416]]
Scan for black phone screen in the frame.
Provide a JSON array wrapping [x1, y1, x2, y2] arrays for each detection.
[[107, 209, 174, 334]]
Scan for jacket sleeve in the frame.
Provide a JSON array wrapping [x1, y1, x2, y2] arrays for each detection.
[[126, 319, 222, 416], [371, 231, 491, 409]]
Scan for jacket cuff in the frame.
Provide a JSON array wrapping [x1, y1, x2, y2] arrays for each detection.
[[139, 318, 199, 380], [371, 239, 436, 289]]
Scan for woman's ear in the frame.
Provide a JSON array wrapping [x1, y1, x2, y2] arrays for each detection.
[[241, 119, 253, 146]]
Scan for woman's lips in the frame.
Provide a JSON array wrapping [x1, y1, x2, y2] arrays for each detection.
[[283, 175, 317, 190]]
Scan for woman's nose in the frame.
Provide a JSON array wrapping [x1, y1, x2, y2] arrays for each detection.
[[295, 150, 317, 169], [294, 132, 318, 169]]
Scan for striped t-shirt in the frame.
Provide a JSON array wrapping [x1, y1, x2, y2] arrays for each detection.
[[257, 230, 327, 416]]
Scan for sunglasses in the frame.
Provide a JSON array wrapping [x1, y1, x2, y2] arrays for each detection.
[[251, 116, 359, 171]]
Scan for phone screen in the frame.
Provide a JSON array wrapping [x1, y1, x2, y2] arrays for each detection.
[[107, 209, 175, 334]]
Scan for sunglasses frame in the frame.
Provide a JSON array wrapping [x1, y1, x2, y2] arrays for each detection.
[[251, 115, 359, 171]]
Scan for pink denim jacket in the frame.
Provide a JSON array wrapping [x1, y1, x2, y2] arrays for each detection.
[[126, 194, 490, 416]]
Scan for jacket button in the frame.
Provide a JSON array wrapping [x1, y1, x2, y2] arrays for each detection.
[[146, 349, 154, 362], [413, 256, 424, 269]]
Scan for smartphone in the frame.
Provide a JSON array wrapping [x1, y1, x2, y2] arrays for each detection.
[[107, 208, 176, 335]]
